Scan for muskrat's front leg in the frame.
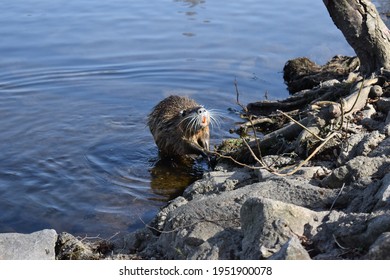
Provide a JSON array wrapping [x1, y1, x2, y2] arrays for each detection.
[[183, 139, 217, 169], [198, 137, 210, 152], [183, 139, 210, 159]]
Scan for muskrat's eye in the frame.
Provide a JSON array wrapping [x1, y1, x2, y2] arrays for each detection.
[[180, 110, 187, 116]]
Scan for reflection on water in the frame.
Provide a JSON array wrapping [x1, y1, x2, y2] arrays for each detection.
[[149, 157, 207, 200], [175, 0, 208, 37], [175, 0, 206, 8]]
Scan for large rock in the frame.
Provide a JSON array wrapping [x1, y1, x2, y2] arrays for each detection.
[[342, 173, 390, 213], [150, 190, 242, 260], [0, 229, 57, 260], [255, 169, 337, 210], [312, 210, 390, 259], [240, 197, 325, 259]]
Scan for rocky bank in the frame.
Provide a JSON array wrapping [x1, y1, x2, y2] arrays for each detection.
[[120, 131, 390, 260]]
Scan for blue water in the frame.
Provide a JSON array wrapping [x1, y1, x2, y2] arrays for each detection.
[[0, 0, 356, 237]]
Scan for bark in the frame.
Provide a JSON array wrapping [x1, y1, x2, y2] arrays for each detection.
[[323, 0, 390, 75]]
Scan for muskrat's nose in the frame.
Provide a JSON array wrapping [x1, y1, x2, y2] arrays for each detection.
[[198, 107, 207, 115]]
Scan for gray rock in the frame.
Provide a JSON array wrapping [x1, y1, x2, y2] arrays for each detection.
[[374, 173, 390, 211], [377, 97, 390, 113], [151, 187, 243, 259], [0, 229, 57, 260], [382, 112, 390, 136], [240, 197, 325, 259], [337, 131, 385, 165], [246, 176, 337, 211], [344, 173, 390, 213], [366, 232, 390, 259], [369, 137, 390, 157], [292, 166, 331, 179], [356, 131, 385, 156], [361, 212, 390, 246], [336, 132, 366, 165], [359, 104, 385, 130], [320, 79, 340, 87], [313, 210, 390, 259], [268, 236, 311, 260], [322, 156, 390, 188], [361, 104, 377, 119], [183, 168, 254, 199], [112, 227, 157, 257], [312, 211, 368, 259], [153, 196, 188, 232]]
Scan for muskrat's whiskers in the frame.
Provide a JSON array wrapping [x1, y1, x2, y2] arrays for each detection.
[[209, 115, 220, 128], [196, 115, 202, 129], [181, 113, 195, 134], [178, 114, 194, 128], [208, 109, 222, 128], [188, 113, 199, 133]]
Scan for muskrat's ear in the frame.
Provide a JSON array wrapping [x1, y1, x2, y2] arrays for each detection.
[[180, 110, 187, 116]]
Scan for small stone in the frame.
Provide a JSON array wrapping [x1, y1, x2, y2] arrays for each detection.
[[369, 85, 383, 98], [268, 237, 311, 260], [377, 97, 390, 113]]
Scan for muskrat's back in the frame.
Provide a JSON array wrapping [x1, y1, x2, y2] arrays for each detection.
[[148, 95, 210, 158]]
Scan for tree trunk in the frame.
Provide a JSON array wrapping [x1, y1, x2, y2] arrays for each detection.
[[323, 0, 390, 75]]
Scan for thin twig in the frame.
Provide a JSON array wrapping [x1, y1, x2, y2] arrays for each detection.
[[213, 150, 263, 170], [329, 183, 346, 212], [335, 98, 345, 131], [345, 78, 365, 114], [234, 78, 248, 112], [234, 79, 267, 167], [333, 234, 349, 250]]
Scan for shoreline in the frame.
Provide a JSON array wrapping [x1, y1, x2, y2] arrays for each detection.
[[1, 55, 390, 260]]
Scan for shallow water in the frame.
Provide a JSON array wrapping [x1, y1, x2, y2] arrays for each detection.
[[0, 0, 357, 237]]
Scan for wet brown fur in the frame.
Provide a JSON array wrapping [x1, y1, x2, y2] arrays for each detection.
[[148, 95, 210, 158]]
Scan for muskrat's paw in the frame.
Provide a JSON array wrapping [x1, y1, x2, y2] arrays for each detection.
[[208, 155, 218, 170]]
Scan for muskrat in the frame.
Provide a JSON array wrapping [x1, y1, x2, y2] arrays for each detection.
[[148, 95, 214, 159]]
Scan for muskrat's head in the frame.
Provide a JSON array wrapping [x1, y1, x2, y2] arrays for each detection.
[[179, 106, 210, 134]]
